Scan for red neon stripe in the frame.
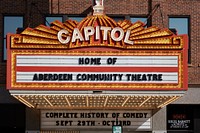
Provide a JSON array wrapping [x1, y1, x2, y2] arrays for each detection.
[[16, 66, 178, 72]]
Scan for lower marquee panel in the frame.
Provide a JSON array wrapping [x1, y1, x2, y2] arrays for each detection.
[[40, 110, 152, 131]]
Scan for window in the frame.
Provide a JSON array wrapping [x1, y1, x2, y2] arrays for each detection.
[[169, 17, 190, 63], [3, 16, 23, 60], [169, 17, 189, 35], [110, 16, 125, 22], [68, 16, 84, 22], [130, 17, 148, 27], [45, 16, 63, 26], [45, 16, 85, 26], [131, 17, 147, 23]]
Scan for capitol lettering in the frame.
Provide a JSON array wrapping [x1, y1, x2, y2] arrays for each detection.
[[57, 26, 133, 45]]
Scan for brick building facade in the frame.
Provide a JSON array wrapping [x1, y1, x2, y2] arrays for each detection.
[[0, 0, 200, 133]]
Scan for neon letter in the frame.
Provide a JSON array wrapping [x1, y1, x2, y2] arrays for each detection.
[[72, 28, 84, 42], [57, 29, 71, 44]]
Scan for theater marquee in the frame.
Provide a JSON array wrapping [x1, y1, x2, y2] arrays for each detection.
[[6, 6, 188, 109], [7, 20, 187, 91], [9, 51, 181, 90]]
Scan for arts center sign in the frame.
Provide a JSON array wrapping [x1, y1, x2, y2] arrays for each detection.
[[6, 12, 188, 110]]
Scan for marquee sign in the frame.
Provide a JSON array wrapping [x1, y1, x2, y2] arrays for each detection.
[[6, 12, 188, 91], [41, 110, 152, 130]]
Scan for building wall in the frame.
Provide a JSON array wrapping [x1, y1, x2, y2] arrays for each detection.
[[0, 0, 200, 132]]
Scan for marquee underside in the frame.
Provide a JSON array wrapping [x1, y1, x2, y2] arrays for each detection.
[[9, 90, 184, 109]]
